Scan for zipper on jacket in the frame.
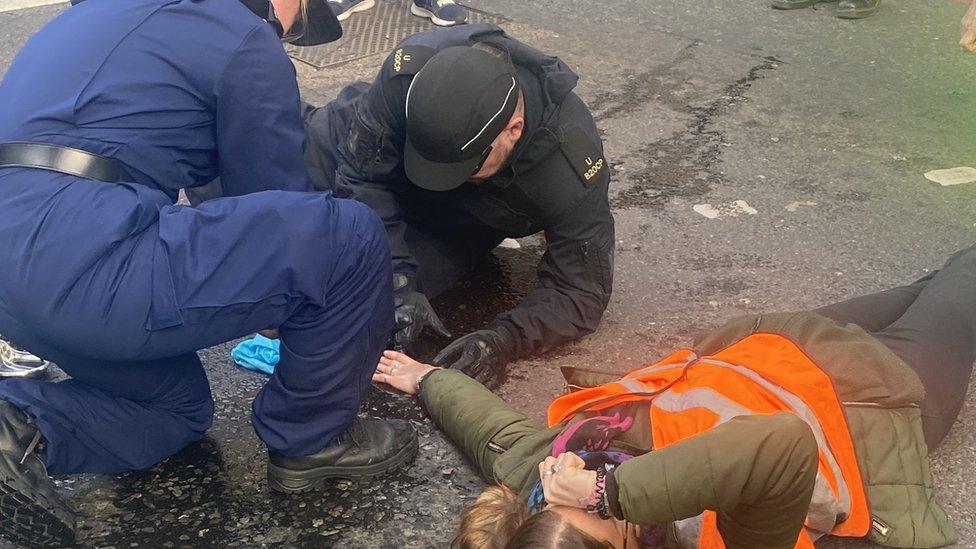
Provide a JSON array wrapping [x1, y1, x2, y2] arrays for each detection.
[[486, 441, 506, 454], [842, 401, 920, 409], [871, 516, 890, 537], [373, 129, 384, 164]]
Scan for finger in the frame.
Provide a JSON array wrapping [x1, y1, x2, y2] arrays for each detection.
[[965, 33, 976, 50], [554, 452, 576, 473], [394, 307, 413, 330], [372, 372, 388, 385], [427, 311, 452, 339], [540, 457, 556, 481], [432, 342, 462, 366], [563, 452, 586, 469], [384, 350, 422, 368], [449, 346, 479, 372], [383, 350, 410, 362]]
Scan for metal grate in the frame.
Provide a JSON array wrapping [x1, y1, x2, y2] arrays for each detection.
[[286, 1, 508, 69]]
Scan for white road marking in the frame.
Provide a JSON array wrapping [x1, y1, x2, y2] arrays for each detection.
[[0, 0, 66, 14], [924, 166, 976, 187], [785, 200, 817, 212], [732, 199, 757, 215], [693, 200, 759, 219], [693, 204, 721, 219]]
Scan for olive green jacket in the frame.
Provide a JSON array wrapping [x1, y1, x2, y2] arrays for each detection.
[[419, 312, 956, 548]]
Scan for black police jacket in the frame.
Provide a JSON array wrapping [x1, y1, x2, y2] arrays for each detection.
[[304, 25, 614, 359]]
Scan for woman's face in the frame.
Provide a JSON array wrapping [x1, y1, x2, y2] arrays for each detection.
[[269, 0, 302, 34], [549, 505, 639, 548]]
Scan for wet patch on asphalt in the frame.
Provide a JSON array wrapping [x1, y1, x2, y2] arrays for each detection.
[[592, 43, 781, 209], [59, 382, 479, 547]]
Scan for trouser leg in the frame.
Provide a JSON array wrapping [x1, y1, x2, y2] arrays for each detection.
[[0, 345, 212, 475], [812, 245, 976, 447], [252, 221, 393, 456], [813, 271, 934, 332], [153, 193, 394, 456], [866, 246, 976, 448], [0, 191, 392, 469]]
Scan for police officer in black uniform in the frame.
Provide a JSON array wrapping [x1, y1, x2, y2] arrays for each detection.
[[304, 25, 614, 388]]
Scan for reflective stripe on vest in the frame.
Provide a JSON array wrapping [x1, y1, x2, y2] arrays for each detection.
[[547, 333, 870, 547]]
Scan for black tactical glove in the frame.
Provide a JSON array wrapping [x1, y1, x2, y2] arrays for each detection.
[[432, 328, 516, 389], [393, 275, 451, 353]]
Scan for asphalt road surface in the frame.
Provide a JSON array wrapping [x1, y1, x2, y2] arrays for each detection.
[[1, 0, 975, 547]]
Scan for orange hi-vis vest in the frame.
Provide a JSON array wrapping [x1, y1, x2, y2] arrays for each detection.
[[547, 333, 870, 548]]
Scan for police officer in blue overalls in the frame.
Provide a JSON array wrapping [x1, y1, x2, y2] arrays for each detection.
[[0, 1, 417, 545]]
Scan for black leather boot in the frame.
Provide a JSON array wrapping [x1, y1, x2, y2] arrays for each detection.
[[0, 400, 75, 547], [267, 417, 418, 493], [836, 0, 879, 19]]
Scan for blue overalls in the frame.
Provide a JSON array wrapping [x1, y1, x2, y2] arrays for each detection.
[[0, 0, 393, 474]]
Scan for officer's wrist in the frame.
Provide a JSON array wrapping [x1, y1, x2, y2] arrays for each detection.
[[488, 323, 518, 362]]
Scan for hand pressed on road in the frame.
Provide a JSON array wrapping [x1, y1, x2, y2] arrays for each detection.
[[372, 350, 438, 395]]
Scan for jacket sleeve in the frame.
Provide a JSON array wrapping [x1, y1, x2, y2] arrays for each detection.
[[494, 182, 614, 358], [613, 413, 818, 549], [419, 368, 543, 480], [325, 55, 421, 280], [213, 23, 312, 196]]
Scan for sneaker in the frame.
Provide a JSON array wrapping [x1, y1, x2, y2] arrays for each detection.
[[0, 338, 50, 379], [328, 0, 376, 22], [0, 400, 75, 547], [770, 0, 835, 9], [411, 0, 469, 27], [266, 417, 418, 493], [836, 0, 879, 18]]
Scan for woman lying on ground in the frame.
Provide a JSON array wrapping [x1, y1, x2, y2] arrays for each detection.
[[372, 246, 976, 548]]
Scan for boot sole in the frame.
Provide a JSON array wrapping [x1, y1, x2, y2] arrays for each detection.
[[0, 452, 75, 548], [335, 0, 375, 22], [409, 3, 466, 27], [267, 436, 419, 494]]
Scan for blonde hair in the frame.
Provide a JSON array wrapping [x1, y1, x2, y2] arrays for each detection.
[[452, 485, 612, 549], [452, 485, 528, 549]]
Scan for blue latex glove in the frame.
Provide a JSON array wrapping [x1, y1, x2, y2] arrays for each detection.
[[231, 334, 280, 375]]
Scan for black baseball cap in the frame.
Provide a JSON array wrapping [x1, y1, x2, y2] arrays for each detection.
[[404, 46, 520, 192]]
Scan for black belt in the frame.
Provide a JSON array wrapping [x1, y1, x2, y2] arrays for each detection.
[[0, 141, 133, 183]]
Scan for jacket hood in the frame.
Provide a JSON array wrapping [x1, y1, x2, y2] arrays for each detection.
[[477, 28, 578, 117]]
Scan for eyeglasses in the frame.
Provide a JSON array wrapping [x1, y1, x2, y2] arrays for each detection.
[[471, 145, 493, 177]]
